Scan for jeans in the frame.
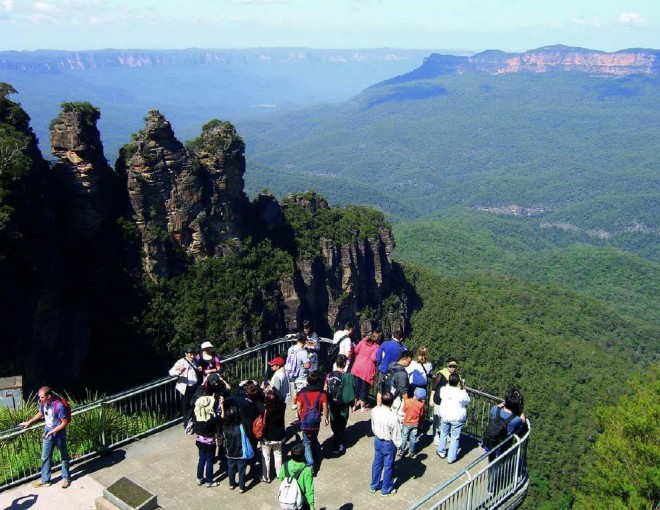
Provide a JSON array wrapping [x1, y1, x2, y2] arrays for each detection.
[[370, 437, 396, 495], [400, 424, 419, 456], [196, 448, 214, 483], [41, 433, 70, 483], [261, 440, 283, 480], [226, 457, 248, 490], [437, 419, 463, 463], [301, 429, 321, 468]]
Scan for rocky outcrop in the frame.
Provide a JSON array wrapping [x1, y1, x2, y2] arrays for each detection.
[[120, 112, 249, 279], [50, 104, 123, 236], [380, 45, 660, 87], [270, 193, 405, 336]]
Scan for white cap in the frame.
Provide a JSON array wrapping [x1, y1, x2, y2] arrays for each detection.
[[200, 341, 213, 350]]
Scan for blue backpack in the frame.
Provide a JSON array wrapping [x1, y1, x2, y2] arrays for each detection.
[[301, 392, 322, 431]]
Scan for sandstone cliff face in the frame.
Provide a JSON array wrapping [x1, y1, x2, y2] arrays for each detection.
[[267, 193, 406, 337], [50, 106, 122, 236], [384, 45, 660, 87], [120, 112, 249, 279], [470, 46, 659, 75]]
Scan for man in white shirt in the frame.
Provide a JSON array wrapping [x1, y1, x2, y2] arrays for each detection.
[[370, 392, 402, 496], [332, 321, 355, 370]]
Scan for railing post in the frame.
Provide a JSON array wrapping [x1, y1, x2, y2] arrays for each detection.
[[99, 398, 107, 454], [514, 436, 522, 487]]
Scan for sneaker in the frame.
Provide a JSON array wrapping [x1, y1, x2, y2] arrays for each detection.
[[370, 489, 377, 494], [381, 488, 397, 496], [32, 480, 51, 488], [437, 451, 446, 459], [61, 479, 71, 489], [197, 479, 204, 486], [206, 481, 219, 487], [338, 445, 345, 453]]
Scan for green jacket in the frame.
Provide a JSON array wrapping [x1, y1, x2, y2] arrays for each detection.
[[328, 372, 356, 420], [278, 459, 315, 508]]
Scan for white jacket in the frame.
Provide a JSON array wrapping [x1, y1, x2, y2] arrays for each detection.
[[169, 357, 199, 395], [439, 385, 470, 423]]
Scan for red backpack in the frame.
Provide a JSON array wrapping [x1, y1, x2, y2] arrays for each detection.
[[53, 396, 72, 421]]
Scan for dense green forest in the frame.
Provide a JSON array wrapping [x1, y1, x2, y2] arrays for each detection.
[[403, 265, 658, 509], [573, 364, 660, 509], [240, 71, 659, 261], [393, 208, 660, 333]]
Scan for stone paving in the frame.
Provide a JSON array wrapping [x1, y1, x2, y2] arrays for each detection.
[[0, 406, 486, 510]]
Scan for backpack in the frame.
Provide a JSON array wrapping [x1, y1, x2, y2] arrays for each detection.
[[482, 407, 516, 450], [328, 335, 349, 364], [53, 396, 72, 422], [284, 348, 300, 381], [410, 367, 427, 386], [252, 411, 266, 440], [278, 463, 304, 510], [285, 347, 301, 379], [326, 371, 343, 404], [380, 368, 398, 397], [300, 392, 322, 431]]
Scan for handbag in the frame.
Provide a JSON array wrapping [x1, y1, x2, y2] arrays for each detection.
[[239, 424, 255, 460]]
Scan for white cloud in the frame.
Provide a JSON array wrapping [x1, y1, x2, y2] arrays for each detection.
[[618, 12, 644, 25], [1, 0, 13, 12], [33, 1, 55, 12]]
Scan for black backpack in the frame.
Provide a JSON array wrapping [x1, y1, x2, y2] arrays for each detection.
[[328, 335, 348, 364], [380, 368, 398, 397], [482, 407, 516, 450], [326, 371, 343, 404]]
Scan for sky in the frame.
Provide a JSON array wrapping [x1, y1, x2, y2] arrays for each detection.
[[1, 0, 659, 53]]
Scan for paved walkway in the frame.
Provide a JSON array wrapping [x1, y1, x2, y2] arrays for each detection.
[[0, 407, 484, 510]]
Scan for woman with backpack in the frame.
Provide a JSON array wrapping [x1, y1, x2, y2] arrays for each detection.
[[222, 404, 255, 493], [261, 391, 286, 483], [406, 346, 433, 398]]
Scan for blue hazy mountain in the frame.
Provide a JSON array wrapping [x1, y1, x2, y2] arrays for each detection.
[[0, 47, 450, 158]]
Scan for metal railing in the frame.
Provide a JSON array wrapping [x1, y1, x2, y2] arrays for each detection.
[[408, 419, 531, 510], [0, 336, 307, 491], [1, 336, 530, 510]]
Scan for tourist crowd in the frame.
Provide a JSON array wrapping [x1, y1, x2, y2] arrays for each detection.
[[165, 322, 527, 509]]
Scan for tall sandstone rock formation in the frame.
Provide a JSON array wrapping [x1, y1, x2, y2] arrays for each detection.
[[267, 193, 406, 335], [118, 112, 249, 279], [50, 104, 124, 237]]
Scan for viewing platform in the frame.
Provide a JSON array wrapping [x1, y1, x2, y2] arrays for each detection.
[[0, 338, 530, 509]]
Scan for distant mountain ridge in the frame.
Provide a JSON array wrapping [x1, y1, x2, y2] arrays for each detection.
[[0, 47, 446, 71], [379, 45, 660, 86]]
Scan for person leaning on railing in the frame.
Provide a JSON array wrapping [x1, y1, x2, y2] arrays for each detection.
[[19, 386, 72, 489]]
